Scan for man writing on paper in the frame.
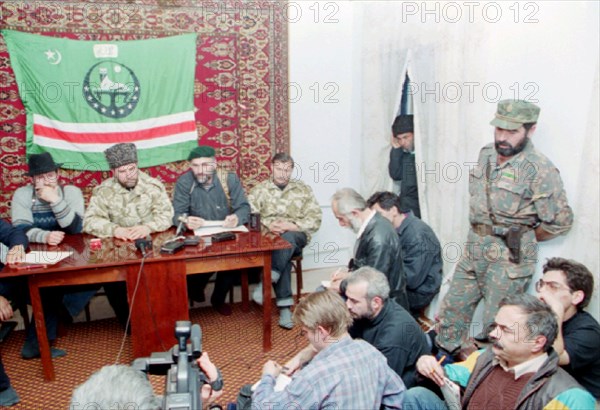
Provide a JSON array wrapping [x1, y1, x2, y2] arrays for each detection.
[[238, 290, 405, 409], [403, 294, 595, 409], [84, 143, 174, 328], [172, 145, 250, 315], [329, 188, 409, 310]]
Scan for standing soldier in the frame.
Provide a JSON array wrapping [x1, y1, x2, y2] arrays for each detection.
[[436, 100, 574, 360]]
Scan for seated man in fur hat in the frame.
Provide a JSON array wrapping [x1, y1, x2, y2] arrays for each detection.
[[83, 143, 174, 328]]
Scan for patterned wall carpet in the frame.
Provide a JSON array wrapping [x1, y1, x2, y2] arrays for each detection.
[[3, 302, 303, 409], [0, 0, 289, 218]]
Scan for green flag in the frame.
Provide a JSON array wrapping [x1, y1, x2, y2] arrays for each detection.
[[3, 30, 198, 170]]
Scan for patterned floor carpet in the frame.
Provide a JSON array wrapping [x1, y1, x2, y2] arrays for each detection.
[[2, 302, 304, 409]]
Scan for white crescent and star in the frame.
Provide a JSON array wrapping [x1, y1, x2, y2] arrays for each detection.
[[44, 49, 62, 65]]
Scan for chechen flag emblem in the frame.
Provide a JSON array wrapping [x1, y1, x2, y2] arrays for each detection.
[[2, 30, 198, 171]]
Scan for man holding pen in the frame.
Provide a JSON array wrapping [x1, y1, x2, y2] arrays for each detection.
[[329, 188, 409, 309], [403, 294, 595, 409], [237, 291, 405, 409], [172, 146, 250, 315]]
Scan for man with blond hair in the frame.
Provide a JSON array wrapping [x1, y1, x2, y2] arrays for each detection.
[[239, 290, 405, 409]]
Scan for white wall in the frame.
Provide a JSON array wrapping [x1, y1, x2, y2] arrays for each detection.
[[288, 1, 599, 320], [288, 1, 360, 270]]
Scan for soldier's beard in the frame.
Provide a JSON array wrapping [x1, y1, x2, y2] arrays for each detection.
[[195, 173, 213, 185], [495, 134, 529, 157], [118, 177, 137, 189]]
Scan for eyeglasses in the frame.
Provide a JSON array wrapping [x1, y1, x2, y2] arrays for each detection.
[[535, 279, 572, 293]]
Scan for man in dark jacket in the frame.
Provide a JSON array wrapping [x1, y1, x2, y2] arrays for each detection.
[[0, 220, 27, 406], [346, 267, 429, 388], [367, 191, 442, 316], [330, 188, 408, 309], [537, 257, 600, 399], [403, 294, 595, 409], [172, 145, 251, 316], [389, 114, 420, 218]]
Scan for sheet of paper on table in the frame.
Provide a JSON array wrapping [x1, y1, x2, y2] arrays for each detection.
[[24, 251, 73, 265], [194, 221, 249, 237]]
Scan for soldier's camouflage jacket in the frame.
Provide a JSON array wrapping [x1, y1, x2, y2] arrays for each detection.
[[83, 171, 174, 238]]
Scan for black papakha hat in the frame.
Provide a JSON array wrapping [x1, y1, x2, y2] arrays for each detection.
[[27, 152, 61, 176], [391, 115, 414, 136]]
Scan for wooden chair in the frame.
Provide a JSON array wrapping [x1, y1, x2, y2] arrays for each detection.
[[291, 255, 303, 302], [226, 255, 304, 306]]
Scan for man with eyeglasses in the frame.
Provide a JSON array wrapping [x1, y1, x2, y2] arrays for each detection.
[[403, 294, 595, 409], [435, 100, 574, 362], [536, 257, 600, 400], [172, 146, 250, 316]]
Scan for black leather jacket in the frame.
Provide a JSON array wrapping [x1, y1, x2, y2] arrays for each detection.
[[349, 212, 408, 309]]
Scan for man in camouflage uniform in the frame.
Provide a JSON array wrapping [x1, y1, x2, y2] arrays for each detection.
[[248, 153, 322, 329], [84, 143, 173, 239], [83, 143, 174, 328], [436, 100, 574, 360]]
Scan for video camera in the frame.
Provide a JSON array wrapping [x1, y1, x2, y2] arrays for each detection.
[[132, 321, 205, 410]]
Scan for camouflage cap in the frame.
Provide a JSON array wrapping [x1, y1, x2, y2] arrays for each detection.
[[490, 100, 540, 130], [104, 143, 138, 169]]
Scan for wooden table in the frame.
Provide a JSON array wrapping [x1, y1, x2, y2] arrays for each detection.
[[2, 230, 290, 381]]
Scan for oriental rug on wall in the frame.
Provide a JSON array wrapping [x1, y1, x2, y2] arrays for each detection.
[[0, 0, 290, 218]]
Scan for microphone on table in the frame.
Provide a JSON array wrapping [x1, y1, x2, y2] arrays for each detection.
[[175, 213, 188, 237], [135, 236, 152, 257]]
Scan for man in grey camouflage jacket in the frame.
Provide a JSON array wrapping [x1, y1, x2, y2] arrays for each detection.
[[436, 100, 574, 360]]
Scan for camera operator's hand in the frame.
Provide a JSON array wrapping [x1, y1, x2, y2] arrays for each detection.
[[198, 352, 219, 385], [197, 352, 223, 406]]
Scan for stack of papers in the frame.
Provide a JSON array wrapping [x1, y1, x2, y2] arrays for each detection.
[[193, 220, 249, 237]]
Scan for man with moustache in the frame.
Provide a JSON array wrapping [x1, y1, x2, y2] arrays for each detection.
[[403, 294, 595, 409], [10, 152, 94, 352], [172, 145, 250, 316], [248, 153, 321, 329], [330, 188, 409, 310], [84, 143, 173, 328], [435, 100, 573, 361], [345, 267, 429, 388], [12, 152, 84, 245], [84, 143, 173, 240], [240, 290, 405, 409]]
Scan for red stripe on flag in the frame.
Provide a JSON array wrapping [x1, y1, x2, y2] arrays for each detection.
[[33, 121, 197, 144]]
